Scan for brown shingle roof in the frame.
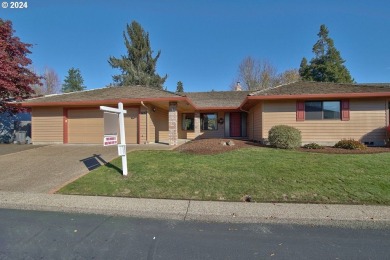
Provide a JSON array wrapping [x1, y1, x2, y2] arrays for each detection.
[[184, 91, 251, 108], [23, 85, 183, 104], [250, 81, 390, 96]]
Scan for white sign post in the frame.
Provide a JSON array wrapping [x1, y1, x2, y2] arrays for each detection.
[[100, 102, 128, 176]]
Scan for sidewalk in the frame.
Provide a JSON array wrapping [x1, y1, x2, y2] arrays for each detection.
[[1, 191, 390, 227]]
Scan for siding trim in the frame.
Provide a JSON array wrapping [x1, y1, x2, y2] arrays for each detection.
[[296, 101, 305, 121], [341, 100, 350, 121], [137, 107, 141, 144], [63, 108, 68, 144]]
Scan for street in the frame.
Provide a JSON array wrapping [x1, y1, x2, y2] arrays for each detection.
[[0, 208, 389, 259]]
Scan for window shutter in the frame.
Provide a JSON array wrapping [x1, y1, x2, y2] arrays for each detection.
[[296, 101, 305, 121], [341, 100, 350, 121]]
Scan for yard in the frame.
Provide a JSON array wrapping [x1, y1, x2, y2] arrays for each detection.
[[58, 139, 390, 205]]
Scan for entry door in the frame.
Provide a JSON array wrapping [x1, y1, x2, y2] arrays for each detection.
[[230, 112, 241, 137]]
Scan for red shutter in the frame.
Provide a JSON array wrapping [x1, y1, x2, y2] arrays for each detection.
[[341, 100, 350, 121], [296, 101, 305, 121]]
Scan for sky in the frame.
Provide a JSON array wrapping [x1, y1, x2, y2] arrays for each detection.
[[2, 0, 390, 92]]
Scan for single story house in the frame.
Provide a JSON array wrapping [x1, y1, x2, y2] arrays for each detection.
[[20, 81, 390, 146]]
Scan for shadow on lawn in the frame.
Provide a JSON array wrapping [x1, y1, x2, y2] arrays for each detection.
[[80, 154, 123, 175]]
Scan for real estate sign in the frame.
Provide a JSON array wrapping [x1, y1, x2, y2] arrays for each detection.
[[100, 103, 128, 176], [103, 112, 118, 146], [103, 135, 117, 146]]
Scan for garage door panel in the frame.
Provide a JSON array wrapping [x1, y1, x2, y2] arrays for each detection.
[[68, 108, 138, 144], [68, 110, 104, 144]]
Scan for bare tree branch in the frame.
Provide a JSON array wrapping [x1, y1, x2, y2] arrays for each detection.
[[232, 57, 301, 91]]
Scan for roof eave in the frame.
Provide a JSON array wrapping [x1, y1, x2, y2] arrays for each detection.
[[21, 97, 189, 107], [247, 92, 390, 100]]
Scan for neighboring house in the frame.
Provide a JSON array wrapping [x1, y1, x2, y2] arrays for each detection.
[[0, 111, 31, 143], [19, 82, 390, 146]]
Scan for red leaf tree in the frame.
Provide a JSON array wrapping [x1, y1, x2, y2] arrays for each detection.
[[0, 19, 40, 114]]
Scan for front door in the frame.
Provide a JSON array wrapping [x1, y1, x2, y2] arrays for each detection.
[[230, 112, 241, 137]]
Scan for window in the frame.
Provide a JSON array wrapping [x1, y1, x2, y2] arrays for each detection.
[[201, 113, 217, 130], [182, 113, 194, 131], [305, 101, 340, 120]]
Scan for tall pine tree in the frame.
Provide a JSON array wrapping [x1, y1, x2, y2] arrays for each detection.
[[299, 24, 353, 83], [108, 21, 167, 89], [176, 81, 184, 92], [62, 68, 86, 93]]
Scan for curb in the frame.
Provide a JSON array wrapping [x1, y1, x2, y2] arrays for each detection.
[[1, 191, 390, 227]]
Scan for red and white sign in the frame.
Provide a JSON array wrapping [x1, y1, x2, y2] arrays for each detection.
[[103, 135, 117, 146]]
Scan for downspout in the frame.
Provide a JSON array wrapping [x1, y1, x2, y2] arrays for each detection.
[[140, 101, 148, 144]]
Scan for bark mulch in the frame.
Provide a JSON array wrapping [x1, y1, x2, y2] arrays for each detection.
[[174, 138, 390, 155]]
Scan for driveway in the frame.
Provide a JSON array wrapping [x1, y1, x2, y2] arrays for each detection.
[[0, 144, 171, 193]]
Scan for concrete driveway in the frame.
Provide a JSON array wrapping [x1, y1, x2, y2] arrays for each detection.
[[0, 144, 171, 193]]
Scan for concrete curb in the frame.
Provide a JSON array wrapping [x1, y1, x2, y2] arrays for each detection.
[[1, 191, 390, 227]]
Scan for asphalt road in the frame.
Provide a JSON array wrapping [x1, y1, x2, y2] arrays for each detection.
[[1, 209, 389, 259]]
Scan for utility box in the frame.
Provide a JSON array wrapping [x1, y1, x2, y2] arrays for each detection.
[[15, 131, 27, 144]]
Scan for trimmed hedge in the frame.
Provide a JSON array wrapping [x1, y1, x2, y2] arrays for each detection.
[[268, 125, 301, 149], [334, 139, 366, 150]]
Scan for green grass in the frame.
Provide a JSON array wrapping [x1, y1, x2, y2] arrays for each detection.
[[58, 147, 390, 205]]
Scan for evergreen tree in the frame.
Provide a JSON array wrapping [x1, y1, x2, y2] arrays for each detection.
[[299, 24, 353, 83], [0, 19, 40, 114], [176, 81, 184, 92], [108, 21, 167, 89], [62, 68, 86, 93]]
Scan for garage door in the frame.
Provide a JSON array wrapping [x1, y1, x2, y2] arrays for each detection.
[[67, 108, 138, 144]]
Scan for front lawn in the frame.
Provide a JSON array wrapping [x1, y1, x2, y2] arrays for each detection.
[[58, 147, 390, 205]]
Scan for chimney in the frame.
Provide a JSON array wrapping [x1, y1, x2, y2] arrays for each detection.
[[235, 82, 242, 91]]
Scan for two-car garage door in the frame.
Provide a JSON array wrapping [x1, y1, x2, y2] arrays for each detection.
[[67, 108, 138, 144]]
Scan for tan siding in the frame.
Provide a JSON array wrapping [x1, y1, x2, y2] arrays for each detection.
[[32, 107, 63, 144], [68, 109, 103, 144], [247, 103, 262, 141], [253, 103, 262, 141], [262, 99, 387, 145], [124, 107, 138, 144], [150, 107, 168, 142], [247, 109, 253, 140]]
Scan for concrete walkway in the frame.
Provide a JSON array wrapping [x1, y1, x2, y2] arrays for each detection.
[[1, 191, 390, 227]]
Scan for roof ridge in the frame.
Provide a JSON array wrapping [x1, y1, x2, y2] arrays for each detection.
[[249, 81, 300, 96], [26, 85, 183, 101]]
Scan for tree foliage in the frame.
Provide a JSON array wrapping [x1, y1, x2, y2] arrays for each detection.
[[176, 81, 184, 92], [232, 57, 300, 91], [108, 21, 167, 89], [299, 24, 353, 83], [0, 19, 40, 114], [62, 68, 86, 93]]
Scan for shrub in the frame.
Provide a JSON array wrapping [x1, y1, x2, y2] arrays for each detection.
[[268, 125, 301, 149], [302, 143, 324, 149], [334, 139, 366, 150]]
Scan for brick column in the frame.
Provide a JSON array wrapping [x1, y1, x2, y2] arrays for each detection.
[[194, 112, 201, 137], [168, 102, 178, 145]]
